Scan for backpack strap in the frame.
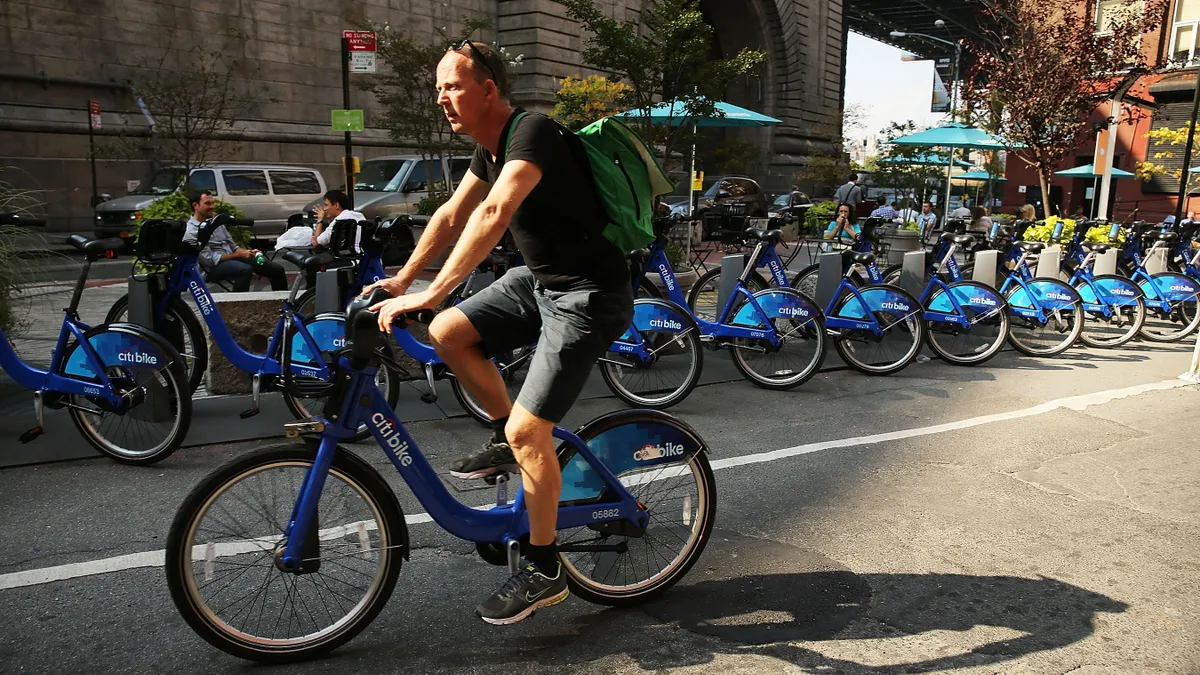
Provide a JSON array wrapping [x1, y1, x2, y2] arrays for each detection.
[[499, 111, 530, 164]]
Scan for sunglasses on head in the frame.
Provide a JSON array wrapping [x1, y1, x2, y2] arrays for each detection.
[[449, 40, 495, 82]]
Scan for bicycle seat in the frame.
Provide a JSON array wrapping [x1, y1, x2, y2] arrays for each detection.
[[1082, 242, 1111, 254], [841, 249, 875, 266], [743, 227, 782, 244], [1016, 241, 1046, 253], [626, 248, 651, 260], [66, 234, 123, 262], [940, 232, 976, 247], [1156, 231, 1180, 244]]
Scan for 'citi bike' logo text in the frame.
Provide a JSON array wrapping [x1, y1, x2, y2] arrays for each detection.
[[189, 281, 215, 315], [332, 337, 347, 348], [634, 442, 685, 461], [658, 263, 675, 291], [880, 300, 910, 312], [778, 305, 809, 318], [1170, 284, 1196, 293], [1044, 291, 1072, 302], [768, 259, 785, 283], [969, 296, 997, 307], [649, 317, 683, 330], [1109, 287, 1135, 297], [371, 413, 413, 466], [118, 350, 158, 365]]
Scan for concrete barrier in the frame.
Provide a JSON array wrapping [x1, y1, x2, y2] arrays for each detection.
[[206, 291, 291, 395]]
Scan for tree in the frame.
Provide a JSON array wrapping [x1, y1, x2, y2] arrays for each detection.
[[558, 0, 767, 173], [109, 39, 267, 172], [793, 103, 865, 194], [963, 0, 1166, 216], [1135, 124, 1200, 194], [551, 75, 633, 130]]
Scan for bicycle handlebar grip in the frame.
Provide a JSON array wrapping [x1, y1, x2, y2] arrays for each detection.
[[0, 213, 47, 227]]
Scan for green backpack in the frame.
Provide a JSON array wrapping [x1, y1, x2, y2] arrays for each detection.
[[503, 112, 675, 253]]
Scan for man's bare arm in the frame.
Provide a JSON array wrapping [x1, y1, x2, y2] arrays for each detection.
[[391, 172, 491, 289]]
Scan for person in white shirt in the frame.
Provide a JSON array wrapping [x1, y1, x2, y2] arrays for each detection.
[[305, 189, 366, 287], [894, 199, 919, 224]]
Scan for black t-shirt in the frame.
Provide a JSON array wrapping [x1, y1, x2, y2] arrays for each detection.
[[469, 109, 628, 291]]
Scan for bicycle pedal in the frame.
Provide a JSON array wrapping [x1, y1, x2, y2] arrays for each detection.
[[419, 392, 438, 404], [482, 471, 514, 486], [19, 426, 43, 444], [239, 408, 260, 420], [283, 420, 325, 438]]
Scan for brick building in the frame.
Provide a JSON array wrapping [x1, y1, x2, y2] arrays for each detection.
[[1000, 0, 1200, 222], [0, 0, 848, 231]]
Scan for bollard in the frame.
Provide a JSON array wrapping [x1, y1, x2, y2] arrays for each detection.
[[1035, 245, 1062, 279], [1182, 329, 1200, 383], [717, 254, 747, 311], [1094, 248, 1118, 276], [127, 274, 171, 422], [899, 250, 926, 296], [815, 252, 843, 309], [972, 250, 999, 289]]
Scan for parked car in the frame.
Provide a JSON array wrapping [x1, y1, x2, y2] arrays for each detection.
[[768, 191, 813, 220], [303, 155, 473, 221], [94, 164, 327, 241], [663, 176, 769, 218]]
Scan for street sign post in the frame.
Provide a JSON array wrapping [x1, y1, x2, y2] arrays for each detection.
[[88, 100, 100, 207], [339, 30, 376, 209], [343, 30, 377, 74]]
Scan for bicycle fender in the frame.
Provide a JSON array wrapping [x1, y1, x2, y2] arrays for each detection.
[[1006, 280, 1079, 311], [1141, 273, 1200, 303], [730, 288, 821, 328], [62, 323, 178, 380], [291, 314, 348, 366], [834, 286, 918, 320], [560, 409, 708, 503], [618, 298, 697, 340], [927, 281, 1005, 314], [1078, 275, 1143, 306]]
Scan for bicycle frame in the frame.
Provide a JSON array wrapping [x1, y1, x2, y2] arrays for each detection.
[[915, 243, 1001, 327], [997, 249, 1079, 321], [164, 254, 330, 380], [0, 315, 127, 406], [279, 358, 653, 569]]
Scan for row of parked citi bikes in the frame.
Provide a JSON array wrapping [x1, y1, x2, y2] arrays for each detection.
[[1, 207, 1197, 661]]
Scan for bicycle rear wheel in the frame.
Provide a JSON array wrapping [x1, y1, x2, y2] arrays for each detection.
[[64, 324, 192, 465], [832, 286, 925, 375], [1004, 281, 1084, 356], [924, 281, 1009, 366], [556, 411, 715, 606], [728, 288, 827, 389], [1138, 274, 1200, 342], [166, 445, 405, 663], [1075, 276, 1145, 348], [600, 301, 703, 409]]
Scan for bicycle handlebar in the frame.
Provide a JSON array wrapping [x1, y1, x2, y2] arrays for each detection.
[[198, 214, 254, 248], [346, 288, 433, 369]]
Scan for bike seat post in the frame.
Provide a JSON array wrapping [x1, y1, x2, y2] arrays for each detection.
[[740, 241, 766, 282], [937, 243, 958, 275], [66, 258, 93, 317]]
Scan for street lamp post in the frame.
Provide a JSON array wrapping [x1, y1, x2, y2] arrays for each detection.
[[891, 29, 964, 221]]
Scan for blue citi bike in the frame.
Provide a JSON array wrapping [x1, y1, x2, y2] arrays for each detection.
[[629, 221, 827, 389], [705, 218, 925, 375], [1047, 220, 1147, 348], [1108, 220, 1200, 342], [0, 214, 191, 464], [165, 288, 717, 662], [104, 215, 402, 440]]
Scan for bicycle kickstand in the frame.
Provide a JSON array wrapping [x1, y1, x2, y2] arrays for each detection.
[[18, 391, 46, 443]]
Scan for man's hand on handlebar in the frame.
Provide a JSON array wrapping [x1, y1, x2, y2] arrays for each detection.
[[369, 289, 440, 334], [362, 275, 413, 299]]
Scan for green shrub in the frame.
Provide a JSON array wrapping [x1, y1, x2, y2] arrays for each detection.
[[136, 192, 249, 247], [804, 201, 838, 236], [415, 190, 450, 216]]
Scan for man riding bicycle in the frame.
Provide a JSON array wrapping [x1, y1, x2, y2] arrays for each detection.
[[365, 40, 634, 625]]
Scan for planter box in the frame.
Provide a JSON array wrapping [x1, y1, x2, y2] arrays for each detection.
[[881, 229, 921, 265]]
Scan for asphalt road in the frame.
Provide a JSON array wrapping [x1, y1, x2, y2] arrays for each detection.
[[0, 342, 1198, 674]]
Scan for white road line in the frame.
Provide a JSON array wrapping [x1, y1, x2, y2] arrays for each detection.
[[0, 378, 1191, 592]]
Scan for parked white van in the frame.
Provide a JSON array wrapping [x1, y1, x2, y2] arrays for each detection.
[[94, 164, 327, 242]]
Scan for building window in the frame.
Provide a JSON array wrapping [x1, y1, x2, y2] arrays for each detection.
[[1096, 0, 1126, 34], [1170, 0, 1200, 65]]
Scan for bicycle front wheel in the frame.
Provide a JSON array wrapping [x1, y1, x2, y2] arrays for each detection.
[[165, 445, 405, 663], [600, 309, 703, 409], [833, 286, 925, 375], [556, 413, 716, 606], [686, 267, 768, 322], [1004, 280, 1084, 356], [924, 281, 1009, 366]]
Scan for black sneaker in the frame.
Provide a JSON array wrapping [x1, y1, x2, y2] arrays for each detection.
[[476, 561, 569, 625], [449, 441, 518, 480]]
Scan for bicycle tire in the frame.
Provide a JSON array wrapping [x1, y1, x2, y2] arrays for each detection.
[[1004, 280, 1084, 356], [832, 285, 925, 376], [165, 444, 405, 663], [64, 323, 192, 465], [1074, 275, 1146, 348], [599, 299, 703, 408], [555, 411, 716, 606], [790, 264, 821, 302], [1137, 273, 1200, 342], [105, 294, 208, 393], [923, 281, 1009, 366], [685, 267, 768, 322], [728, 288, 827, 389]]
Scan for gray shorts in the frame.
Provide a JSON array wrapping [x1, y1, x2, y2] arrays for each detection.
[[455, 266, 634, 423]]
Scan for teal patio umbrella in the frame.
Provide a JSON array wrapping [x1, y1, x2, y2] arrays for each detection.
[[954, 170, 1008, 181], [880, 153, 972, 168], [1056, 164, 1133, 218], [890, 122, 1013, 220], [616, 99, 782, 215]]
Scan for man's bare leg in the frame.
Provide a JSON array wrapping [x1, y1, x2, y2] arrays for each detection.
[[505, 403, 560, 546], [428, 308, 511, 419]]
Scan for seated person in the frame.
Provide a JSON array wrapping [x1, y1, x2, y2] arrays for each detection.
[[305, 189, 366, 288], [822, 203, 861, 251], [868, 197, 898, 220], [184, 189, 286, 292]]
